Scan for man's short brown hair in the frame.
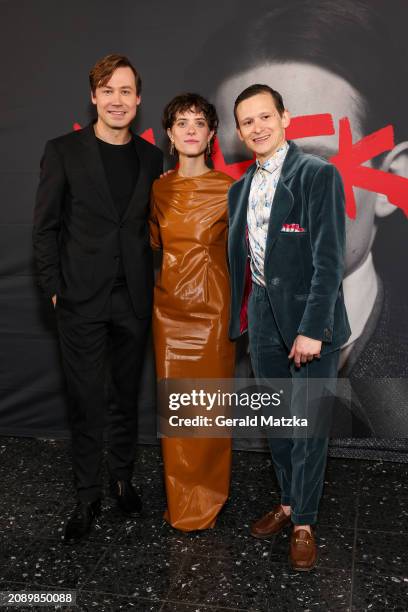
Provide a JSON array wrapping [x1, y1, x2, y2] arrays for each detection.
[[89, 54, 141, 95], [234, 84, 285, 127]]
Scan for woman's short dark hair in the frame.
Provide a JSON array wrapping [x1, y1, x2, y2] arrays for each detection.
[[162, 93, 219, 134]]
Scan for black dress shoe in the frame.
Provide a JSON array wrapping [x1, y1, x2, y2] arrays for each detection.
[[64, 499, 101, 543], [110, 480, 142, 515]]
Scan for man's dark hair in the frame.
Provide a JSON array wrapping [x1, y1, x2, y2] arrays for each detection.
[[234, 84, 285, 128]]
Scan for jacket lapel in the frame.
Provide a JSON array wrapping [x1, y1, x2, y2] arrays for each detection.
[[264, 181, 294, 262], [79, 125, 119, 220], [264, 141, 301, 263]]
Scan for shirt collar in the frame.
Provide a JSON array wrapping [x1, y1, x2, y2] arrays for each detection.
[[256, 141, 289, 174]]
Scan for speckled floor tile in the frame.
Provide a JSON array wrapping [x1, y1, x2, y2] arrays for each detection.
[[360, 461, 408, 498], [0, 579, 27, 590], [270, 523, 354, 570], [316, 491, 358, 529], [1, 439, 71, 482], [83, 547, 183, 599], [133, 445, 163, 474], [4, 539, 108, 589], [115, 518, 274, 561], [0, 534, 33, 569], [166, 523, 274, 561], [1, 437, 407, 611], [355, 530, 408, 576], [323, 460, 362, 499], [75, 591, 163, 611], [324, 458, 362, 489], [266, 565, 352, 611], [352, 569, 408, 611], [0, 442, 17, 475], [20, 453, 72, 482], [0, 496, 64, 540], [37, 502, 71, 542], [1, 478, 69, 502], [166, 555, 271, 610], [161, 603, 241, 611], [357, 495, 408, 533], [112, 513, 179, 553]]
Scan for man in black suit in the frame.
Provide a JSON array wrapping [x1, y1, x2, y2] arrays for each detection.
[[33, 54, 163, 542]]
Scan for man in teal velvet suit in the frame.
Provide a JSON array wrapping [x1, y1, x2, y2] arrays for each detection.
[[228, 84, 351, 570]]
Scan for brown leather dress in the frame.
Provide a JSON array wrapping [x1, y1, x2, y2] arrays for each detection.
[[150, 169, 235, 531]]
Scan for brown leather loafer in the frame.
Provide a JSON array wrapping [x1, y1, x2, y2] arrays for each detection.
[[289, 528, 318, 571], [250, 505, 292, 539]]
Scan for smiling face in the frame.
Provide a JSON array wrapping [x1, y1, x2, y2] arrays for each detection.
[[91, 66, 141, 133], [167, 107, 214, 158], [235, 92, 290, 164], [216, 62, 381, 275]]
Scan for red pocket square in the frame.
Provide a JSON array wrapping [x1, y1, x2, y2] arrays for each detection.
[[281, 223, 306, 233]]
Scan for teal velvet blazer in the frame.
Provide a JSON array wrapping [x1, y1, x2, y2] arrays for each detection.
[[227, 140, 351, 354]]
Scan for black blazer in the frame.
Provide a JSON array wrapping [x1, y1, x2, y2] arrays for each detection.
[[33, 124, 163, 317]]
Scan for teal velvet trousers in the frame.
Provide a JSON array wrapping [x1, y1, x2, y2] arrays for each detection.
[[248, 282, 339, 525]]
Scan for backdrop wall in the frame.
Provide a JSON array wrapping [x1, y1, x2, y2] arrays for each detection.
[[1, 0, 407, 459]]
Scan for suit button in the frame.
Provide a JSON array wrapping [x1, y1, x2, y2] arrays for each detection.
[[323, 328, 331, 339], [269, 278, 280, 286], [114, 255, 119, 260]]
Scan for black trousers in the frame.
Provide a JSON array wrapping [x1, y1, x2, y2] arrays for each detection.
[[56, 285, 150, 502]]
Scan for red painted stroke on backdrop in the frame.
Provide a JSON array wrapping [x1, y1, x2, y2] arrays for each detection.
[[286, 113, 335, 139], [211, 137, 253, 178], [211, 114, 335, 180], [138, 128, 156, 144], [72, 116, 408, 219], [330, 118, 408, 218]]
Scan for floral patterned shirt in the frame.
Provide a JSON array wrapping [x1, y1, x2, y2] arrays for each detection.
[[247, 142, 289, 287]]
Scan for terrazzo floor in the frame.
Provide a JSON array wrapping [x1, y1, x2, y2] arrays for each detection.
[[0, 438, 407, 611]]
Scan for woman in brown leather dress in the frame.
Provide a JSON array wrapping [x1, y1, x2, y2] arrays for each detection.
[[150, 93, 235, 531]]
